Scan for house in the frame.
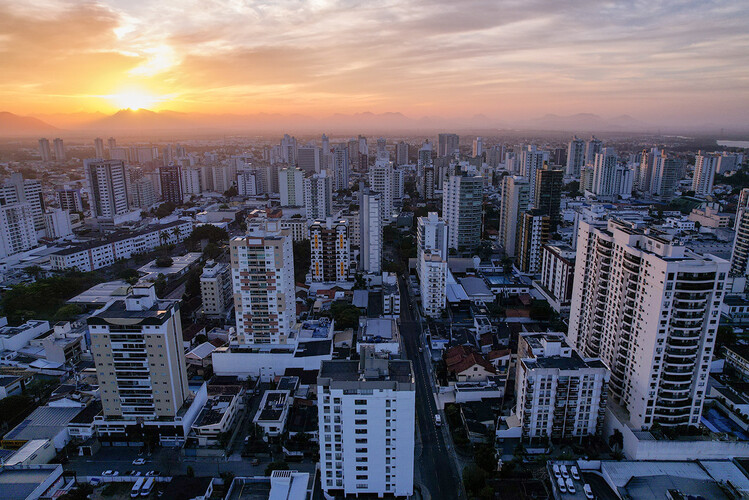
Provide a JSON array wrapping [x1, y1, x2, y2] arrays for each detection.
[[444, 345, 496, 382], [254, 390, 291, 439], [186, 342, 217, 368]]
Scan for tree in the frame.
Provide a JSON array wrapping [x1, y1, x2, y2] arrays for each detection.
[[609, 429, 624, 451], [224, 186, 238, 197], [265, 461, 289, 476], [58, 483, 93, 500], [53, 304, 82, 322], [0, 394, 33, 430], [474, 241, 493, 262], [23, 265, 42, 279], [154, 202, 176, 218], [184, 267, 202, 299], [118, 268, 140, 284], [473, 442, 498, 473], [462, 464, 487, 497], [187, 225, 229, 246], [529, 300, 553, 321], [155, 256, 174, 268], [328, 301, 361, 330], [716, 325, 736, 350], [154, 274, 167, 298], [202, 243, 222, 260]]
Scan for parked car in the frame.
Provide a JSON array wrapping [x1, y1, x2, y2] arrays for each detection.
[[146, 471, 161, 477], [584, 483, 595, 499], [132, 458, 146, 465], [571, 465, 580, 481], [560, 465, 569, 479], [566, 478, 575, 494], [557, 477, 567, 493], [434, 414, 442, 426], [552, 464, 560, 478], [102, 470, 117, 476]]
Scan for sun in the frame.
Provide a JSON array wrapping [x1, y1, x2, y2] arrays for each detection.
[[110, 89, 160, 110]]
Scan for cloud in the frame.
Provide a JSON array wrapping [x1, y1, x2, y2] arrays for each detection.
[[1, 0, 748, 126]]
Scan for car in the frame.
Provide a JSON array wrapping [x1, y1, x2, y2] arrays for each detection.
[[418, 347, 423, 353], [434, 414, 442, 426], [132, 458, 146, 465], [566, 478, 575, 494], [102, 470, 116, 476], [583, 483, 594, 499], [552, 464, 560, 478], [146, 471, 160, 477], [571, 465, 580, 481], [560, 464, 569, 479], [557, 477, 567, 494]]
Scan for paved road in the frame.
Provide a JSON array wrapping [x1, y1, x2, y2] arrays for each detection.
[[398, 276, 465, 500]]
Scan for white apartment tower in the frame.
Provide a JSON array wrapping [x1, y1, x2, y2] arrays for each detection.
[[368, 159, 394, 222], [297, 145, 321, 174], [360, 189, 383, 274], [2, 173, 45, 232], [230, 222, 296, 345], [310, 218, 350, 282], [94, 137, 105, 158], [472, 137, 483, 157], [566, 137, 585, 177], [332, 146, 349, 191], [584, 137, 603, 165], [53, 138, 66, 161], [692, 151, 719, 197], [590, 148, 633, 200], [0, 203, 37, 258], [38, 138, 51, 162], [520, 145, 549, 198], [303, 170, 333, 220], [395, 141, 409, 166], [516, 332, 609, 440], [443, 174, 483, 251], [568, 219, 729, 429], [200, 260, 233, 318], [84, 159, 131, 221], [416, 212, 448, 265], [318, 352, 415, 498], [499, 175, 530, 257], [438, 133, 459, 157], [731, 188, 749, 277], [88, 283, 189, 420], [279, 167, 305, 206], [419, 250, 447, 317]]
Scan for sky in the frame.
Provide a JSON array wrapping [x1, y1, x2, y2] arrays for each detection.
[[2, 0, 749, 127]]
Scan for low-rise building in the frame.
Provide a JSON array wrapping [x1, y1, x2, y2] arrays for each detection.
[[191, 391, 242, 446], [254, 390, 291, 438], [357, 318, 400, 356], [534, 243, 575, 316], [722, 295, 749, 325]]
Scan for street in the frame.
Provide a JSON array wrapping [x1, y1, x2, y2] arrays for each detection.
[[398, 276, 465, 500]]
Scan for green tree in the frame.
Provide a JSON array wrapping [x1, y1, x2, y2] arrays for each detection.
[[118, 268, 140, 284], [154, 202, 176, 218], [187, 225, 230, 246], [474, 442, 498, 473], [716, 325, 736, 350], [184, 267, 202, 299], [293, 240, 311, 284], [155, 256, 174, 268], [23, 265, 43, 279], [0, 394, 33, 430], [462, 465, 487, 497], [202, 243, 222, 260], [265, 461, 289, 476], [154, 274, 167, 298], [224, 186, 238, 197], [328, 301, 362, 329], [53, 304, 82, 322]]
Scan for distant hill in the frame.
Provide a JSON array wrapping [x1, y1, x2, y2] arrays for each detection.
[[0, 112, 58, 136]]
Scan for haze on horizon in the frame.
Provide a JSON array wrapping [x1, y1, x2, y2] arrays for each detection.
[[2, 0, 749, 129]]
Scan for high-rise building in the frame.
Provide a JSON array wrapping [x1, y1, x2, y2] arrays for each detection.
[[200, 260, 233, 318], [438, 133, 459, 157], [321, 134, 331, 168], [416, 212, 448, 266], [731, 188, 749, 277], [534, 166, 563, 231], [538, 244, 576, 315], [692, 151, 719, 196], [56, 188, 83, 213], [515, 332, 609, 440], [499, 175, 530, 257], [443, 174, 483, 251], [419, 167, 435, 200], [0, 203, 37, 258], [472, 137, 483, 157], [649, 152, 680, 201], [568, 218, 728, 429], [44, 209, 73, 239], [181, 167, 202, 196], [515, 209, 550, 274], [318, 351, 415, 498], [38, 138, 51, 162], [159, 164, 183, 205], [309, 218, 350, 282], [419, 250, 447, 317], [395, 141, 409, 166], [716, 153, 741, 174], [84, 159, 131, 222], [2, 173, 45, 232], [590, 148, 632, 200], [368, 160, 394, 222], [88, 283, 189, 420], [376, 138, 388, 160], [360, 188, 382, 274], [332, 146, 349, 191], [417, 141, 432, 177], [107, 137, 116, 150], [566, 136, 585, 177], [304, 170, 333, 220], [132, 178, 157, 208], [636, 147, 657, 192], [279, 167, 304, 206], [584, 136, 602, 165], [297, 145, 321, 174], [230, 222, 295, 344], [53, 138, 66, 161], [94, 137, 104, 158], [392, 168, 405, 200], [280, 134, 297, 165], [520, 145, 549, 198], [358, 135, 368, 171]]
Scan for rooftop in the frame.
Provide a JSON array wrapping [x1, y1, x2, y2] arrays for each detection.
[[67, 280, 132, 306], [0, 464, 63, 500], [256, 391, 290, 422], [319, 355, 413, 385]]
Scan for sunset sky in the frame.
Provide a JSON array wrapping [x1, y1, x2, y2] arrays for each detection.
[[2, 0, 749, 126]]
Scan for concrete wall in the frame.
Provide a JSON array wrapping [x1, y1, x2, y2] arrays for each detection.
[[213, 350, 329, 380]]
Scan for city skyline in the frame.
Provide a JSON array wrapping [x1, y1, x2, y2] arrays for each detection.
[[1, 1, 749, 129]]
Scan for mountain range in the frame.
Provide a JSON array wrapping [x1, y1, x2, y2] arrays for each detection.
[[0, 109, 680, 137]]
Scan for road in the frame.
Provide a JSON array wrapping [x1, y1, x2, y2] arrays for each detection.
[[398, 276, 465, 500]]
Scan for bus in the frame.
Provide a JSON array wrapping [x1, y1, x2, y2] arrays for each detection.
[[140, 477, 155, 496], [131, 478, 145, 498]]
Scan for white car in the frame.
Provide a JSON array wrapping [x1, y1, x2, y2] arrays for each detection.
[[102, 470, 115, 476], [557, 477, 567, 493], [434, 414, 442, 426], [571, 465, 580, 481], [566, 478, 575, 494], [132, 458, 146, 465], [552, 464, 560, 478], [584, 483, 595, 499], [560, 464, 569, 479]]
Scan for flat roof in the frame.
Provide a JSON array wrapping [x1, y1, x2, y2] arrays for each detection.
[[68, 280, 132, 305], [4, 406, 83, 441], [0, 465, 62, 500]]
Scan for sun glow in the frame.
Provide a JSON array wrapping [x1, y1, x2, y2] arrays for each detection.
[[110, 89, 161, 110]]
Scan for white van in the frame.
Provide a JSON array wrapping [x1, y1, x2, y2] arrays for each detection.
[[131, 478, 145, 498], [557, 477, 567, 493], [584, 483, 595, 499], [571, 465, 580, 480]]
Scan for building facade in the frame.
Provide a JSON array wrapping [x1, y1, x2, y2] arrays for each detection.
[[443, 174, 483, 251], [309, 219, 350, 282]]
